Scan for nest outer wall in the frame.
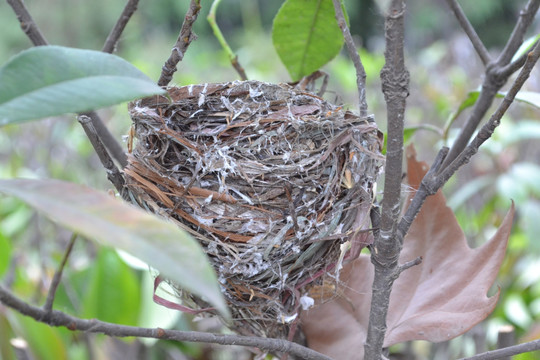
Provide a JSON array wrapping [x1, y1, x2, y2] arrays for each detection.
[[125, 80, 383, 339]]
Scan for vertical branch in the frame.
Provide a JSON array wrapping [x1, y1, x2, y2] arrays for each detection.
[[332, 0, 368, 118], [6, 0, 47, 46], [365, 0, 409, 359], [158, 0, 202, 87]]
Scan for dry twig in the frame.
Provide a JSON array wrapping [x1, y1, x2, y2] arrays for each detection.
[[0, 284, 332, 360], [157, 0, 202, 87], [332, 0, 368, 118]]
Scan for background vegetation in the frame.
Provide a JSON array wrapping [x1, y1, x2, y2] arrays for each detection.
[[0, 0, 539, 358]]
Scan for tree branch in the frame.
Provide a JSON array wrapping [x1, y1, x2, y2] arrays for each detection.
[[158, 0, 202, 87], [442, 0, 540, 168], [102, 0, 140, 54], [365, 1, 409, 359], [43, 234, 77, 312], [459, 338, 540, 360], [5, 0, 47, 46], [398, 41, 540, 241], [444, 0, 491, 65], [496, 39, 538, 78], [0, 285, 331, 360], [78, 115, 126, 195], [332, 0, 368, 118], [496, 0, 540, 66], [437, 41, 540, 184]]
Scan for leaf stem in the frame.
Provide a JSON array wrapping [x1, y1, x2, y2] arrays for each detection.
[[207, 0, 248, 80]]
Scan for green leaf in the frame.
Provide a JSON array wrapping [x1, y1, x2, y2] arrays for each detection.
[[0, 46, 166, 126], [272, 0, 345, 81], [443, 90, 480, 140], [512, 33, 540, 63], [82, 248, 141, 325], [0, 178, 229, 319], [9, 312, 68, 360], [0, 231, 11, 277]]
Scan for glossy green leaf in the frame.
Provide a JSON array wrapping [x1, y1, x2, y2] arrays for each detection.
[[0, 46, 166, 126], [0, 178, 229, 318], [272, 0, 345, 81], [82, 248, 141, 325]]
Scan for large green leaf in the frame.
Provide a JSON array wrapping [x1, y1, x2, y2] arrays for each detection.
[[0, 46, 166, 125], [0, 178, 229, 319], [82, 248, 141, 325], [272, 0, 345, 81]]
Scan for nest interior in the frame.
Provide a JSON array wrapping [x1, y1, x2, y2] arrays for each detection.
[[125, 80, 383, 338]]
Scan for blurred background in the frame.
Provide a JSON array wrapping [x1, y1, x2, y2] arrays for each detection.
[[0, 0, 539, 359]]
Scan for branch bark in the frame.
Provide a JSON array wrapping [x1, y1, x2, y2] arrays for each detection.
[[441, 0, 540, 168], [365, 1, 409, 359], [332, 0, 368, 118], [459, 338, 540, 360], [0, 285, 331, 360], [157, 0, 202, 87], [102, 0, 140, 54], [444, 0, 491, 65]]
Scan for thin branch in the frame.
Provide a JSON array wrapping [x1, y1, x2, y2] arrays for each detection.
[[158, 0, 202, 87], [102, 0, 140, 54], [496, 39, 538, 78], [459, 338, 540, 360], [332, 0, 368, 117], [6, 0, 47, 46], [78, 115, 126, 196], [43, 234, 77, 312], [0, 285, 331, 360], [80, 111, 128, 168], [208, 0, 248, 80], [441, 0, 540, 169], [444, 0, 491, 65], [365, 1, 409, 359], [496, 0, 540, 66], [399, 41, 540, 240], [437, 41, 540, 184], [398, 256, 422, 273]]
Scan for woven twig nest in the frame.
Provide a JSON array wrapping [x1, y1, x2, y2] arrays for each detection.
[[124, 80, 383, 339]]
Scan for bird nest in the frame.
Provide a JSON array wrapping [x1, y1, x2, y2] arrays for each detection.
[[124, 80, 383, 339]]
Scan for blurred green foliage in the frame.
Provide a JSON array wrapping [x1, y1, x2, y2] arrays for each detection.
[[0, 0, 539, 359]]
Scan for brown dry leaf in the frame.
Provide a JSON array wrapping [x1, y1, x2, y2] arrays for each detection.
[[301, 145, 514, 359]]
